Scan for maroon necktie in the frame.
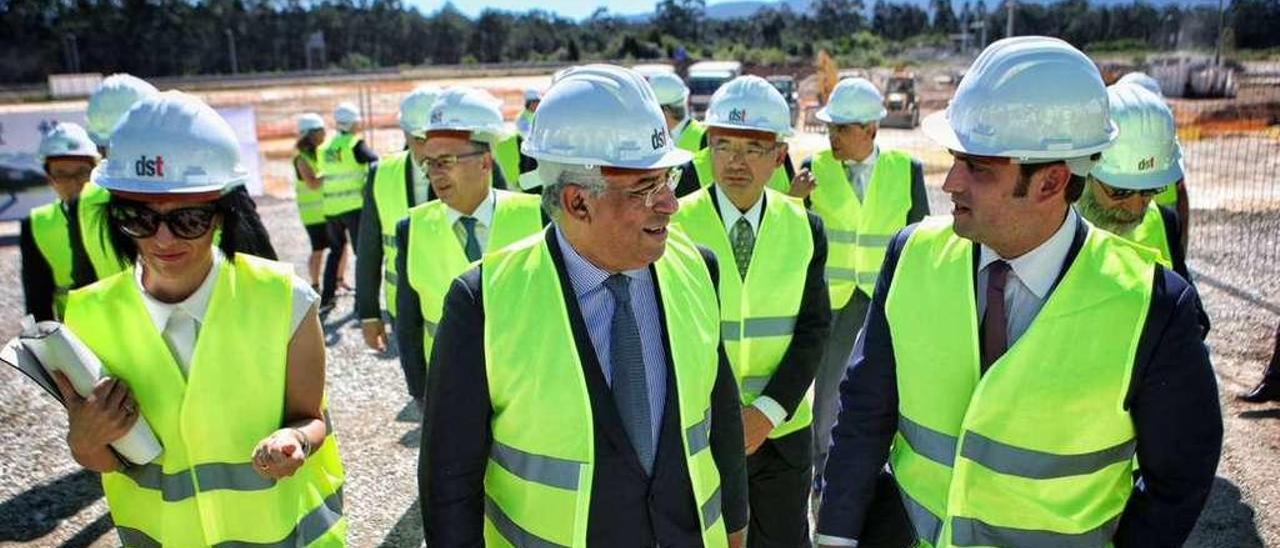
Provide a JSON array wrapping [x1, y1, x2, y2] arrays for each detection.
[[981, 260, 1011, 373]]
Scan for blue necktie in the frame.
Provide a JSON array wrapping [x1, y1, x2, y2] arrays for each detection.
[[603, 274, 654, 474], [458, 217, 481, 262]]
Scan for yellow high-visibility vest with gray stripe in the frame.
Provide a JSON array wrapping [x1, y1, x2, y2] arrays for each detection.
[[295, 153, 326, 226], [675, 119, 707, 153], [404, 190, 543, 361], [317, 132, 367, 217], [372, 151, 412, 317], [1154, 182, 1178, 208], [692, 147, 792, 195], [30, 183, 122, 318], [673, 187, 813, 439], [64, 254, 346, 547], [884, 216, 1154, 548], [1124, 202, 1173, 269], [810, 148, 913, 308], [480, 228, 727, 547]]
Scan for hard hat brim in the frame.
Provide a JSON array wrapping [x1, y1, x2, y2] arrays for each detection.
[[92, 165, 240, 197], [923, 110, 1118, 160], [1091, 157, 1185, 190], [814, 106, 887, 125], [524, 146, 694, 171], [702, 120, 793, 138]]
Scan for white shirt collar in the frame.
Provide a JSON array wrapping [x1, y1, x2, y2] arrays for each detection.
[[135, 249, 224, 333], [844, 145, 879, 168], [978, 208, 1079, 300], [444, 188, 497, 227], [714, 186, 765, 235]]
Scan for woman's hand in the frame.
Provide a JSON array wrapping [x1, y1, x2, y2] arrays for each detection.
[[252, 428, 308, 479], [54, 372, 139, 449]]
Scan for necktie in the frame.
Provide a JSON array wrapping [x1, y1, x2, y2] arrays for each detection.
[[981, 260, 1011, 373], [603, 274, 654, 474], [458, 217, 481, 262], [730, 217, 754, 279], [163, 309, 198, 375]]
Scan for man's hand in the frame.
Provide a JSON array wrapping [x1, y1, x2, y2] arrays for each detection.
[[728, 528, 746, 548], [742, 406, 773, 455], [361, 319, 388, 352], [788, 168, 817, 199]]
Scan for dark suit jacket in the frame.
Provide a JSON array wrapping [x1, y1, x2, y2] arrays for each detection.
[[818, 217, 1223, 546], [356, 156, 421, 321], [420, 229, 750, 547]]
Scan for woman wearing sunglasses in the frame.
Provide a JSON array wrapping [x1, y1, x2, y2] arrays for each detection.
[[54, 92, 347, 546]]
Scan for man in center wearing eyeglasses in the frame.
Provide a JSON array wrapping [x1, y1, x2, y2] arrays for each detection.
[[672, 75, 832, 547], [393, 87, 546, 409]]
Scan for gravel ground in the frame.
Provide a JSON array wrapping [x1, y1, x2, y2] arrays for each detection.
[[0, 187, 1276, 547]]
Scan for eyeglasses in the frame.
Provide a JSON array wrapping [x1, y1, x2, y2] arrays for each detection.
[[110, 202, 219, 240], [828, 122, 872, 133], [601, 169, 679, 208], [48, 167, 93, 184], [420, 150, 487, 171], [1097, 180, 1166, 200], [710, 141, 777, 162]]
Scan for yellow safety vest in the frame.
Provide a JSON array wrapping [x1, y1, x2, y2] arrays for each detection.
[[317, 132, 367, 217], [692, 147, 792, 195], [404, 190, 543, 360], [672, 187, 814, 439], [371, 151, 413, 317], [30, 183, 122, 318], [884, 216, 1154, 548], [810, 148, 913, 308], [1123, 202, 1173, 269], [64, 254, 347, 547], [1154, 181, 1179, 208], [675, 119, 707, 153], [480, 228, 727, 547], [295, 153, 326, 226], [492, 135, 522, 189]]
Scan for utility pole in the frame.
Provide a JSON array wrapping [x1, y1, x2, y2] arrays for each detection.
[[225, 28, 239, 74], [1213, 0, 1225, 65], [1005, 0, 1015, 38], [62, 34, 81, 73]]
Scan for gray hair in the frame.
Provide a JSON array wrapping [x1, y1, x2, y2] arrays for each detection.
[[538, 161, 609, 221]]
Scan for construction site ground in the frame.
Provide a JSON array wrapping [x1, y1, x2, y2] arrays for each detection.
[[0, 72, 1277, 547]]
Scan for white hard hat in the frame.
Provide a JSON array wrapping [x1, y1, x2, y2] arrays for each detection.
[[86, 73, 158, 146], [92, 91, 246, 196], [522, 64, 692, 170], [551, 66, 575, 84], [816, 77, 887, 124], [38, 122, 100, 165], [704, 75, 793, 138], [524, 88, 542, 102], [334, 102, 360, 129], [297, 113, 325, 136], [399, 85, 444, 137], [648, 72, 690, 106], [1090, 83, 1184, 190], [425, 87, 507, 143], [1117, 72, 1163, 97], [922, 36, 1117, 166]]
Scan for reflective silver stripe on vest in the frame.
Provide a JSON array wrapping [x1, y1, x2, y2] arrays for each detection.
[[124, 461, 274, 502], [323, 188, 363, 200], [424, 319, 438, 337], [856, 271, 880, 286], [485, 495, 570, 548], [961, 431, 1137, 480], [701, 486, 722, 529], [490, 440, 583, 491], [687, 408, 712, 455], [899, 488, 942, 546], [216, 488, 345, 547], [382, 233, 397, 248], [384, 269, 399, 288], [826, 267, 858, 282], [721, 316, 797, 342], [827, 229, 858, 244], [117, 488, 344, 547], [856, 233, 894, 248], [721, 321, 741, 341], [950, 514, 1121, 548], [899, 415, 958, 468], [742, 375, 771, 395]]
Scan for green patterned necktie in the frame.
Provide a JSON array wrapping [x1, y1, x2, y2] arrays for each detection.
[[731, 217, 755, 279]]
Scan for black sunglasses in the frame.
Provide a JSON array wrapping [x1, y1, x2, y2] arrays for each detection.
[[110, 202, 219, 240], [1098, 181, 1166, 200]]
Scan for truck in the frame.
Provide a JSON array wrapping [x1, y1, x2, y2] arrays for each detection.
[[881, 73, 920, 128], [687, 61, 743, 119]]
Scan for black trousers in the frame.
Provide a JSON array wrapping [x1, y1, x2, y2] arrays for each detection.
[[747, 429, 812, 548], [321, 209, 361, 305]]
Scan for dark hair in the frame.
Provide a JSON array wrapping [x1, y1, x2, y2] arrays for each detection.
[[296, 130, 320, 157], [1016, 161, 1089, 203], [103, 190, 258, 268]]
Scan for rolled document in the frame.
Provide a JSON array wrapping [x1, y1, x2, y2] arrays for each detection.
[[17, 316, 163, 465]]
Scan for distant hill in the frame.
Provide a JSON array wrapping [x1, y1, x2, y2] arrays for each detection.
[[622, 0, 1220, 22]]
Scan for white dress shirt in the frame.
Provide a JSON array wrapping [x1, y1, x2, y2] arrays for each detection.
[[444, 189, 497, 252], [712, 187, 788, 427], [411, 160, 431, 206], [977, 208, 1078, 346], [844, 145, 879, 202], [136, 250, 318, 375]]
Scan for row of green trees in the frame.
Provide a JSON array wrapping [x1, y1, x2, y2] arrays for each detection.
[[2, 0, 1277, 84]]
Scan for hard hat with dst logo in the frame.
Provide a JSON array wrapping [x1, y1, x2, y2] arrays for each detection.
[[922, 36, 1117, 171], [38, 123, 100, 165], [86, 73, 158, 147], [399, 85, 444, 137], [425, 87, 508, 143], [92, 91, 247, 197], [816, 77, 887, 125], [648, 72, 690, 107], [522, 64, 692, 170], [1090, 83, 1184, 190], [704, 75, 793, 138], [297, 113, 325, 136]]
